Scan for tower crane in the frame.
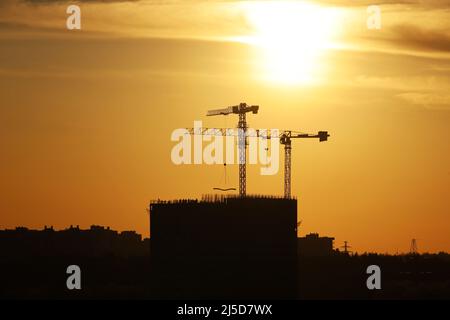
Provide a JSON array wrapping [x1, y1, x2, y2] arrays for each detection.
[[205, 102, 259, 197], [186, 125, 329, 198], [277, 130, 329, 198]]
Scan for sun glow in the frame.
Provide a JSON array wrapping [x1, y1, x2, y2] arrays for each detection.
[[240, 1, 342, 85]]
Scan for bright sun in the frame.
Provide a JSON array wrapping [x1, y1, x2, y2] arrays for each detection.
[[239, 1, 341, 85]]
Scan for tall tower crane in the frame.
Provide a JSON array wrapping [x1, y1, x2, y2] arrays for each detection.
[[277, 130, 329, 198], [205, 103, 259, 197], [186, 125, 329, 198]]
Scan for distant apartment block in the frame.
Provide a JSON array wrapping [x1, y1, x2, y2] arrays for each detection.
[[298, 233, 335, 256], [0, 225, 149, 258]]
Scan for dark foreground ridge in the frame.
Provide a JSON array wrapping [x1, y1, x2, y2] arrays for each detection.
[[1, 195, 450, 299]]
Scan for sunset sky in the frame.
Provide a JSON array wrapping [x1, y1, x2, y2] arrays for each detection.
[[1, 0, 449, 253]]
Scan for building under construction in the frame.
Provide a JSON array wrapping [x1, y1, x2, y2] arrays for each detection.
[[147, 103, 328, 298], [149, 195, 298, 299]]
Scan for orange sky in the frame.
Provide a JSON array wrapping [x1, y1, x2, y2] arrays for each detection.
[[1, 0, 449, 253]]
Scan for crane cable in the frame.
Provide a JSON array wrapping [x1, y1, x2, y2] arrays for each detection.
[[213, 116, 236, 192]]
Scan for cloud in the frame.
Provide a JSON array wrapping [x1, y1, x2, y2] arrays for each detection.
[[351, 73, 450, 109], [353, 75, 450, 91], [397, 92, 450, 109], [20, 0, 140, 3], [316, 0, 450, 8], [389, 24, 450, 53], [359, 23, 450, 56], [0, 0, 143, 8]]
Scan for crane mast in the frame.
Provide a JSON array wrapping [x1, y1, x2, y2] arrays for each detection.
[[205, 102, 259, 197], [284, 138, 292, 199], [279, 131, 329, 198], [238, 112, 247, 197]]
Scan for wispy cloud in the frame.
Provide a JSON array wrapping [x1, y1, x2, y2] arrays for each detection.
[[317, 0, 450, 8], [19, 0, 140, 3], [397, 92, 450, 109], [387, 24, 450, 53]]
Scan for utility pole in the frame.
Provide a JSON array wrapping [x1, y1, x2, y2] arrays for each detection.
[[410, 238, 418, 255], [341, 241, 352, 254]]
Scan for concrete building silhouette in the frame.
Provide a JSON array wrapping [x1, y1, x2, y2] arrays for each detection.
[[0, 225, 149, 258], [298, 233, 335, 257], [149, 195, 298, 299]]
